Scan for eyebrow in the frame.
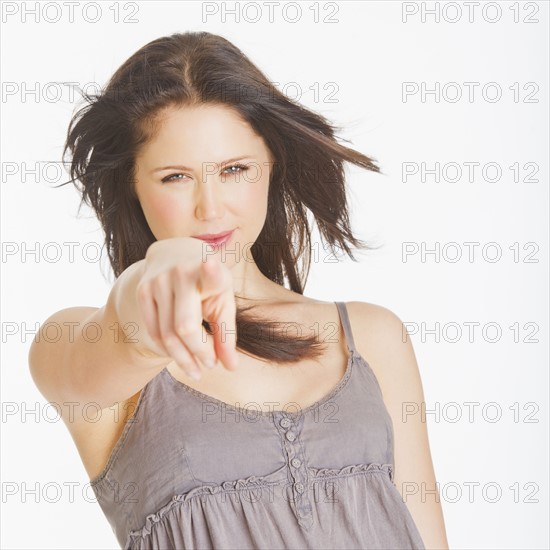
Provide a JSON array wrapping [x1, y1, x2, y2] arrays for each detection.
[[150, 155, 253, 174]]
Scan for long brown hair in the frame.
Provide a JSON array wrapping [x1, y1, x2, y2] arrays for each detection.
[[60, 31, 383, 364]]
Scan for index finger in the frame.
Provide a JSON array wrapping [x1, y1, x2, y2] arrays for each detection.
[[199, 260, 239, 371]]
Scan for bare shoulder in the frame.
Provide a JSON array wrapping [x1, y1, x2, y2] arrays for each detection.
[[344, 301, 424, 400], [345, 300, 409, 354], [345, 300, 404, 333], [28, 306, 100, 406]]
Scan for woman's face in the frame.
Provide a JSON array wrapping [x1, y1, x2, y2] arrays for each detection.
[[134, 103, 273, 266]]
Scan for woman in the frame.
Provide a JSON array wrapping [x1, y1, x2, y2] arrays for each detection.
[[28, 31, 449, 549]]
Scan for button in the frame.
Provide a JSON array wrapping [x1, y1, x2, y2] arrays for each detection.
[[295, 482, 304, 493], [291, 458, 301, 468], [279, 418, 292, 428], [285, 431, 296, 441]]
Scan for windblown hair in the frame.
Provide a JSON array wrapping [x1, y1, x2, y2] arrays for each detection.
[[60, 31, 383, 364]]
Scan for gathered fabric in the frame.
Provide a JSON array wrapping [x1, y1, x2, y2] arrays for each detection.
[[90, 302, 426, 550]]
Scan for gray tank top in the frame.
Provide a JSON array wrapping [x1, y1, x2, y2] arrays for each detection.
[[90, 301, 426, 549]]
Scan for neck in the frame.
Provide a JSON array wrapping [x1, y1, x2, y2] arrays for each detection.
[[230, 258, 289, 303]]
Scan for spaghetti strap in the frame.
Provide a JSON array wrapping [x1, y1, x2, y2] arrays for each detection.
[[91, 297, 424, 549], [334, 301, 357, 356]]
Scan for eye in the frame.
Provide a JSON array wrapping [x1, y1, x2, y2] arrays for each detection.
[[160, 164, 249, 184], [161, 173, 189, 184], [222, 163, 249, 176]]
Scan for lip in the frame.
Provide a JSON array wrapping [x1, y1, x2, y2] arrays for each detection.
[[192, 229, 235, 246]]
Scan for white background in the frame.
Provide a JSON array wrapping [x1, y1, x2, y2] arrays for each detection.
[[1, 1, 548, 548]]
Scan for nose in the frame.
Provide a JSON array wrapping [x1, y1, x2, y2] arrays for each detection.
[[194, 179, 224, 221]]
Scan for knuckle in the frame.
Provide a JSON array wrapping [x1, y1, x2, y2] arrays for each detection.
[[199, 355, 216, 367], [175, 320, 195, 337], [173, 264, 191, 279], [136, 283, 148, 299], [149, 331, 160, 341], [151, 274, 170, 291], [161, 332, 178, 346]]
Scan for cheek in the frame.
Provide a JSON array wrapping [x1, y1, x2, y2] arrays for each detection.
[[140, 192, 191, 237], [232, 172, 270, 213]]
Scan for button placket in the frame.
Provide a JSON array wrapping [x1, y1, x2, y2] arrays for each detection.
[[273, 412, 312, 528], [279, 417, 292, 429]]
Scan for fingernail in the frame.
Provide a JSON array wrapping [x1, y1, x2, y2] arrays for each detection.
[[189, 370, 201, 380], [204, 359, 216, 369]]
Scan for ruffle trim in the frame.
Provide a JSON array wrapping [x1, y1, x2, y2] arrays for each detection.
[[309, 462, 394, 482], [125, 462, 393, 547], [125, 469, 287, 546]]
